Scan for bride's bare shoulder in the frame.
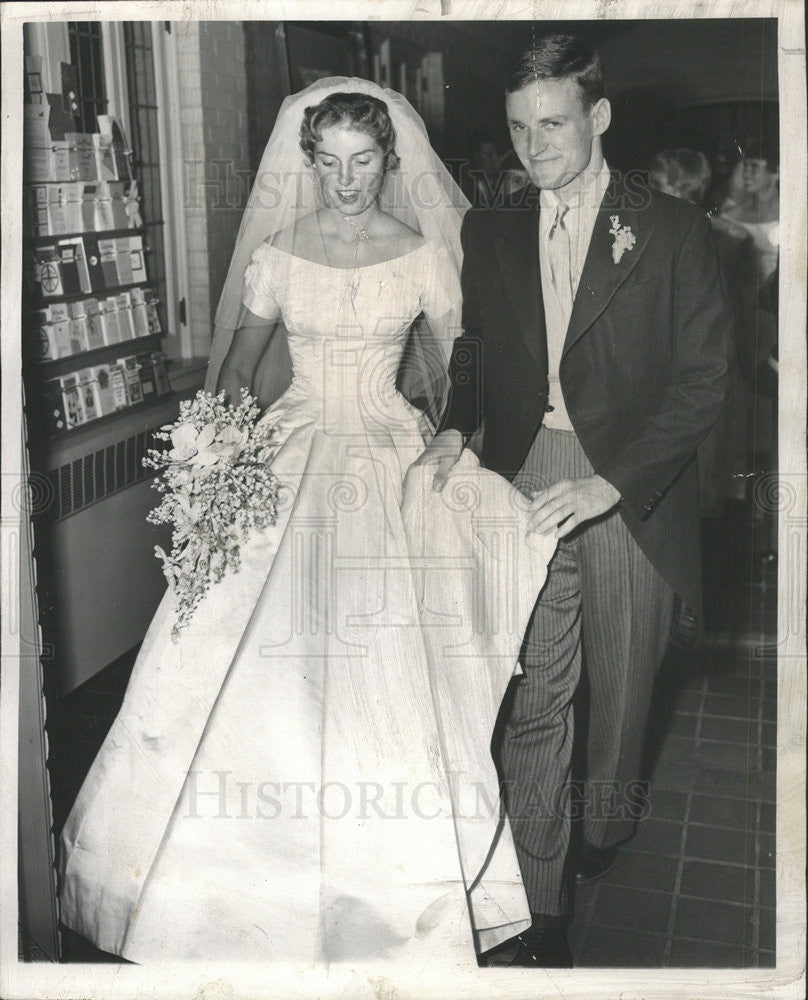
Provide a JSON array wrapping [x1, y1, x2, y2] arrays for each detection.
[[377, 212, 426, 252], [268, 213, 321, 254]]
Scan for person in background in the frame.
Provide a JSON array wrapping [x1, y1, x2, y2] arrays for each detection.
[[720, 138, 779, 555], [721, 138, 780, 285], [704, 136, 743, 217], [648, 148, 758, 518], [465, 133, 505, 207]]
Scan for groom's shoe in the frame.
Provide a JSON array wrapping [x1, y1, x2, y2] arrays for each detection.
[[506, 914, 573, 968], [572, 840, 618, 885]]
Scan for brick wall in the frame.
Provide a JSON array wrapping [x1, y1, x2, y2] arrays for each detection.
[[177, 21, 212, 360]]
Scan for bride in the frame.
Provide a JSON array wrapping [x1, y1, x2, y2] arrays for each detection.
[[58, 78, 554, 971]]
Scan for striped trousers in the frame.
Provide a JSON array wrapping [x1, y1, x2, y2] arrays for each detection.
[[496, 426, 674, 915]]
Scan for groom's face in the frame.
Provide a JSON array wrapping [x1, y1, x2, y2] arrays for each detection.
[[506, 77, 609, 191]]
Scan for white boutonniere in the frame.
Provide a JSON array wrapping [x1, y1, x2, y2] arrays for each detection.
[[609, 215, 637, 263]]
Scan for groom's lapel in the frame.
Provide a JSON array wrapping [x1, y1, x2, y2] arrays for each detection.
[[492, 197, 545, 371], [563, 172, 655, 358]]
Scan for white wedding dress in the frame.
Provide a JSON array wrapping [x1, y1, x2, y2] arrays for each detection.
[[59, 241, 555, 971]]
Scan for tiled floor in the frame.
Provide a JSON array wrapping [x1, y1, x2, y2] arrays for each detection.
[[39, 503, 776, 967], [568, 506, 777, 967], [569, 645, 776, 967]]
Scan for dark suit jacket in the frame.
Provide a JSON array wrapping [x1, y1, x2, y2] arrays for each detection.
[[440, 173, 729, 614]]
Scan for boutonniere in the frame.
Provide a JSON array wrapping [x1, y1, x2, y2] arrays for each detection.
[[609, 215, 637, 263]]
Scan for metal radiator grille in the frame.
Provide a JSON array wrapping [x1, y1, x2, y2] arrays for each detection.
[[41, 429, 159, 524]]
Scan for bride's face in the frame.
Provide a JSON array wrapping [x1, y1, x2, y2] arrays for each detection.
[[311, 125, 387, 216]]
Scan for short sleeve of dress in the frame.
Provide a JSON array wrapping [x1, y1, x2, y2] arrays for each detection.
[[420, 244, 461, 320], [241, 242, 279, 319]]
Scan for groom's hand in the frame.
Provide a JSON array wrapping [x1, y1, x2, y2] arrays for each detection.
[[412, 430, 464, 493], [527, 475, 620, 537]]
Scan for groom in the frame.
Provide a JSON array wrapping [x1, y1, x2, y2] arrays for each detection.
[[420, 34, 728, 965]]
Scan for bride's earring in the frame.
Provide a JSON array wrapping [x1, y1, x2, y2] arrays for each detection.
[[310, 167, 325, 206]]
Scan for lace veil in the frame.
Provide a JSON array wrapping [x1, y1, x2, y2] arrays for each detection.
[[206, 76, 469, 425]]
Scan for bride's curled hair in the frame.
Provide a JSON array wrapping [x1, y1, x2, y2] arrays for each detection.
[[300, 92, 400, 171]]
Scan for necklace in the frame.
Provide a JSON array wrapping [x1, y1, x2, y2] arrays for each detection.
[[317, 210, 373, 310], [343, 215, 371, 245]]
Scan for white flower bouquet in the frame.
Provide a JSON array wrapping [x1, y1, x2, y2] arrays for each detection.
[[144, 388, 279, 637]]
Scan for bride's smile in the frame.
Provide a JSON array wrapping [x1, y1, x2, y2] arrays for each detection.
[[312, 125, 387, 220]]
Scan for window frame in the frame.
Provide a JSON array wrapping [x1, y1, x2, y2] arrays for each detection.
[[152, 23, 191, 360], [101, 21, 190, 359]]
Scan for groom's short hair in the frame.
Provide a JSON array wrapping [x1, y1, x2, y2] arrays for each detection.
[[505, 34, 605, 109]]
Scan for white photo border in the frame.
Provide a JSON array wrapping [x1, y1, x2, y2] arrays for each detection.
[[1, 2, 804, 998]]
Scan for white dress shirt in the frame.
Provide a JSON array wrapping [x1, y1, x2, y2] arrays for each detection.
[[539, 160, 612, 431]]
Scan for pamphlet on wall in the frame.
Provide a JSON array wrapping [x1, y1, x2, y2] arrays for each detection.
[[59, 372, 86, 428], [97, 115, 133, 183], [91, 365, 119, 415], [42, 377, 67, 433]]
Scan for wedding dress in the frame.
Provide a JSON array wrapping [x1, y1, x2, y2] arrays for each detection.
[[59, 238, 555, 970]]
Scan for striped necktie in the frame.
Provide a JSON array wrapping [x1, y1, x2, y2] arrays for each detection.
[[548, 202, 573, 312]]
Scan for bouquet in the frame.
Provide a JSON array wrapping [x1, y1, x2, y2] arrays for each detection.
[[144, 388, 279, 638]]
